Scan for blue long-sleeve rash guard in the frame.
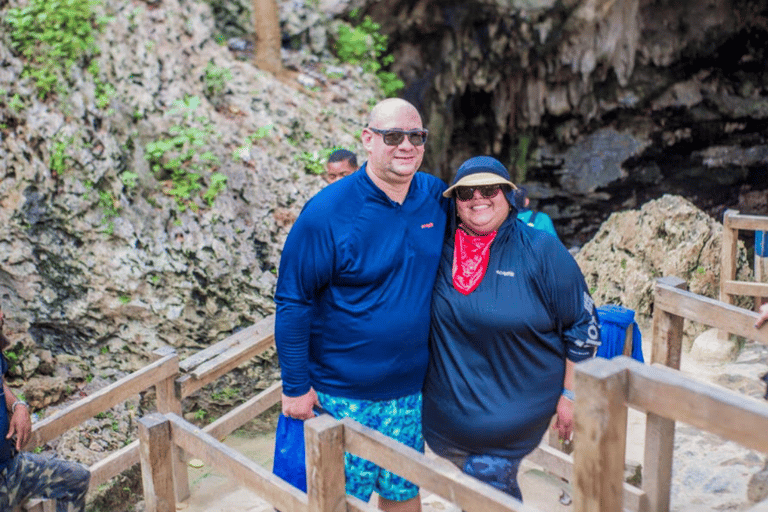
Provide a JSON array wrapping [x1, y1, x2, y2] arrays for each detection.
[[275, 165, 449, 401], [423, 215, 600, 459]]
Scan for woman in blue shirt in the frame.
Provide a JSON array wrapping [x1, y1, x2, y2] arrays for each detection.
[[423, 156, 601, 502]]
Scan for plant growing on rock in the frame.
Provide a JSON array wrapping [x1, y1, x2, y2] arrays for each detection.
[[144, 96, 227, 210], [334, 12, 404, 98], [5, 0, 111, 99]]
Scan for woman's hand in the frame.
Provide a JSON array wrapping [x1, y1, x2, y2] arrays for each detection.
[[553, 395, 574, 442]]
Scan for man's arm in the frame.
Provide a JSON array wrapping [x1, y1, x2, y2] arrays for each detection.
[[3, 377, 31, 450]]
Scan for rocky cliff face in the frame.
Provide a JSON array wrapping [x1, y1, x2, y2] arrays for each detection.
[[0, 0, 375, 396]]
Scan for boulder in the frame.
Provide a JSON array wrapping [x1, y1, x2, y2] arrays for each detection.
[[575, 194, 753, 342]]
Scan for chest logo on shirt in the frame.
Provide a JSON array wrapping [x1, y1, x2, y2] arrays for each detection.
[[421, 222, 434, 229], [496, 270, 515, 277]]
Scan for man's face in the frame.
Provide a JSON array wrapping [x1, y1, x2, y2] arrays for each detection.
[[324, 160, 356, 184], [362, 104, 425, 187]]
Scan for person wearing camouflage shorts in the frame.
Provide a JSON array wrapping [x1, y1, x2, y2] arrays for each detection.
[[0, 308, 90, 511]]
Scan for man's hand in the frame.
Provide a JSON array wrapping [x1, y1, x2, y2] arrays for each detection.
[[553, 395, 574, 442], [281, 388, 320, 420], [7, 403, 31, 450], [756, 303, 768, 329]]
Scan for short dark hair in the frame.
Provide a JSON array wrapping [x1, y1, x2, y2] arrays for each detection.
[[328, 149, 357, 167]]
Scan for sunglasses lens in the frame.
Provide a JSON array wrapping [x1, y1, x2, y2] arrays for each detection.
[[382, 131, 406, 145], [407, 131, 428, 146], [456, 188, 474, 201], [479, 185, 501, 198]]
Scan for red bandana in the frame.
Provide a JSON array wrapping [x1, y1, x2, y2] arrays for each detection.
[[452, 226, 497, 295]]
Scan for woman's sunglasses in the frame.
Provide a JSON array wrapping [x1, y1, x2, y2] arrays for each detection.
[[368, 127, 429, 146], [455, 184, 505, 201]]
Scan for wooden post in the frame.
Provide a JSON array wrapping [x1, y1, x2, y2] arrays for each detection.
[[138, 413, 176, 512], [720, 210, 739, 340], [151, 347, 189, 502], [573, 357, 628, 512], [305, 414, 346, 512], [646, 277, 687, 512]]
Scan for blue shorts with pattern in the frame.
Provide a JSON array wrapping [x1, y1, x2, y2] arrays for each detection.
[[0, 451, 91, 512], [426, 438, 523, 502], [316, 391, 423, 502]]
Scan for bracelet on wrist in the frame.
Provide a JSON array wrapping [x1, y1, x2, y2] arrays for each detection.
[[561, 388, 575, 401], [11, 400, 28, 413]]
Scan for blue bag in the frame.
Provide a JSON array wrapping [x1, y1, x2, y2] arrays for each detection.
[[596, 305, 644, 363], [272, 413, 307, 492]]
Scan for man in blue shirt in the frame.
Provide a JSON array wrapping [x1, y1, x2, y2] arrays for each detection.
[[514, 186, 559, 240], [275, 98, 448, 512], [0, 307, 90, 512]]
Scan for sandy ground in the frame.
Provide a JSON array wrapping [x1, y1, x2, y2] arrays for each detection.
[[167, 329, 768, 512]]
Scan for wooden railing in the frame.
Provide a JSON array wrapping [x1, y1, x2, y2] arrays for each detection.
[[138, 412, 540, 512], [22, 315, 282, 512], [22, 274, 768, 512], [720, 210, 768, 316], [573, 356, 768, 512]]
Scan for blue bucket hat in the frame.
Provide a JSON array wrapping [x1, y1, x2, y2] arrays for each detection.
[[443, 156, 517, 204]]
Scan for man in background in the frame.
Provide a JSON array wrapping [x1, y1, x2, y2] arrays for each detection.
[[323, 149, 358, 184], [0, 306, 91, 512], [275, 98, 448, 512], [514, 186, 560, 240]]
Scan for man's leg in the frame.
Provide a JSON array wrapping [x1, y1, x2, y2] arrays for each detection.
[[8, 452, 90, 512], [379, 494, 422, 512]]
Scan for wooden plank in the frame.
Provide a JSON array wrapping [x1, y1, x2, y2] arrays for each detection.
[[720, 210, 739, 342], [192, 332, 274, 380], [28, 354, 179, 448], [179, 315, 275, 372], [305, 414, 346, 512], [138, 414, 176, 512], [167, 413, 308, 512], [177, 334, 275, 398], [652, 277, 687, 370], [628, 361, 768, 454], [204, 381, 282, 441], [723, 212, 768, 231], [643, 413, 674, 512], [722, 280, 768, 298], [655, 281, 768, 345], [151, 348, 189, 502], [341, 418, 538, 512], [755, 256, 767, 311], [89, 440, 140, 490], [573, 357, 628, 512]]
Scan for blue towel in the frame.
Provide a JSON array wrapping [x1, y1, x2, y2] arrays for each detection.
[[596, 305, 644, 363]]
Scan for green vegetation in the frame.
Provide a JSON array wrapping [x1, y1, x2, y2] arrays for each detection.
[[98, 190, 120, 234], [144, 96, 227, 210], [203, 61, 232, 99], [335, 12, 404, 97], [50, 135, 75, 175], [297, 148, 335, 175], [5, 0, 110, 99]]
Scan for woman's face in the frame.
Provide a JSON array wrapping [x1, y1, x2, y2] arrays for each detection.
[[455, 185, 510, 234]]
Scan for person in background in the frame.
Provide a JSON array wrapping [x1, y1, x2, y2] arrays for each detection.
[[275, 98, 448, 512], [0, 307, 91, 512], [323, 149, 358, 184], [422, 156, 600, 502], [513, 186, 559, 240], [756, 302, 768, 328]]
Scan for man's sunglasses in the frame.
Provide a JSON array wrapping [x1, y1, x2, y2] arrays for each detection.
[[368, 127, 429, 146], [455, 184, 505, 201]]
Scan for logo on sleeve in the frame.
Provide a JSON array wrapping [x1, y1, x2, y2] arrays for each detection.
[[421, 222, 434, 229]]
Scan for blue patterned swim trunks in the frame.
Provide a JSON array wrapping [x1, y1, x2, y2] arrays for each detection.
[[316, 391, 423, 502]]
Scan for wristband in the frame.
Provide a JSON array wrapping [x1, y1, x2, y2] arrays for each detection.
[[561, 389, 575, 401], [11, 400, 28, 413]]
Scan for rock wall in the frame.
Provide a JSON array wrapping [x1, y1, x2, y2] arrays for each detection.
[[0, 0, 376, 399], [575, 194, 754, 338]]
